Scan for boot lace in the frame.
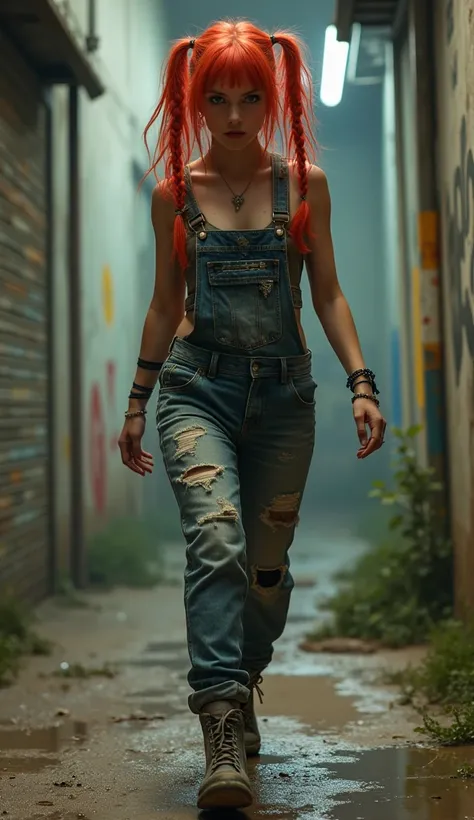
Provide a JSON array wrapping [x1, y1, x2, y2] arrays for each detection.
[[250, 673, 264, 705], [208, 709, 242, 773], [243, 673, 264, 730]]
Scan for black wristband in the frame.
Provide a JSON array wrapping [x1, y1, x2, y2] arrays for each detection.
[[137, 358, 163, 371]]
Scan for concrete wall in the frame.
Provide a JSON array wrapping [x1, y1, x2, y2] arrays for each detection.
[[433, 0, 474, 616], [50, 0, 169, 568]]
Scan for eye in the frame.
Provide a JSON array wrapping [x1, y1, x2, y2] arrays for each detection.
[[208, 95, 226, 105], [245, 94, 261, 104]]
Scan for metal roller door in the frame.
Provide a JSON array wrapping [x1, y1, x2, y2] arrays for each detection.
[[0, 39, 51, 602]]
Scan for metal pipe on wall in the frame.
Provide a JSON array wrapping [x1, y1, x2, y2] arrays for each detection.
[[68, 84, 86, 588], [86, 0, 100, 53]]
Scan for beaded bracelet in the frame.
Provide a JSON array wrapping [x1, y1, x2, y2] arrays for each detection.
[[351, 393, 380, 408], [346, 368, 380, 395], [124, 408, 147, 419]]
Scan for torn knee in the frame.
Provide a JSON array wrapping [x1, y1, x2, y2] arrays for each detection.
[[260, 492, 301, 531], [198, 497, 239, 527], [173, 425, 206, 459], [251, 564, 288, 595], [179, 463, 224, 492]]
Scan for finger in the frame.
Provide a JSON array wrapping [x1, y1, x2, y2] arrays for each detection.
[[118, 440, 132, 466], [134, 456, 154, 474], [354, 414, 368, 447], [359, 419, 384, 458], [130, 436, 144, 460]]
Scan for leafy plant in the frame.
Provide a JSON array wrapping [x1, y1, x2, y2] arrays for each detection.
[[307, 426, 453, 647], [389, 620, 474, 745], [0, 596, 52, 687], [415, 704, 474, 745]]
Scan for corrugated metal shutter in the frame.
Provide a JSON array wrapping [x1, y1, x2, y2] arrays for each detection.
[[0, 40, 51, 602]]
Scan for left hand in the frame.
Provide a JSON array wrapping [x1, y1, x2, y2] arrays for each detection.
[[353, 399, 387, 459]]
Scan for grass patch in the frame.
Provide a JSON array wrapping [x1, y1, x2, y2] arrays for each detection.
[[307, 425, 453, 648], [87, 516, 164, 589], [0, 596, 52, 687], [388, 620, 474, 745]]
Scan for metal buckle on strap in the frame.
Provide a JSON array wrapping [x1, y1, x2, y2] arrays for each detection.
[[272, 211, 290, 224], [188, 213, 206, 231]]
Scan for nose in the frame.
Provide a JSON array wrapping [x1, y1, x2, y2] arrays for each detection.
[[228, 104, 242, 126]]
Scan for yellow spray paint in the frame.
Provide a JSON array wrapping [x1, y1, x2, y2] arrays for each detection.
[[411, 266, 425, 410], [102, 264, 114, 326]]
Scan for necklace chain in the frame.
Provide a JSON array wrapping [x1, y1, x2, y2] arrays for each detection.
[[215, 165, 260, 212]]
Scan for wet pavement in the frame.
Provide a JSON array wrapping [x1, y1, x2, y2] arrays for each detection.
[[0, 525, 473, 819]]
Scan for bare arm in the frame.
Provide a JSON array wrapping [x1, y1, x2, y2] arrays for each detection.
[[305, 166, 370, 389], [118, 184, 184, 475], [305, 166, 386, 457], [128, 184, 185, 412]]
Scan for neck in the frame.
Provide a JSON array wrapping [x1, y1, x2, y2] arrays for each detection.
[[207, 138, 268, 179]]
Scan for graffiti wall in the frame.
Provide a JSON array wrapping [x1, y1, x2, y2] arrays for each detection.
[[434, 0, 474, 615]]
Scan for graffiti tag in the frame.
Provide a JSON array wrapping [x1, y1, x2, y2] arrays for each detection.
[[446, 116, 474, 386], [446, 0, 454, 43]]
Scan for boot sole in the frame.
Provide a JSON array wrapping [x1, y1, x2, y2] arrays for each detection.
[[197, 780, 253, 810], [245, 742, 261, 756]]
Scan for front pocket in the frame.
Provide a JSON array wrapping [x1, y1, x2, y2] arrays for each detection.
[[289, 374, 317, 406], [159, 362, 202, 393], [207, 259, 282, 350]]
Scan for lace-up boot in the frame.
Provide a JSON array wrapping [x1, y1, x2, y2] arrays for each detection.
[[197, 700, 253, 809]]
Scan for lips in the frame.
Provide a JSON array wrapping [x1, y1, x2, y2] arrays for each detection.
[[225, 131, 245, 136]]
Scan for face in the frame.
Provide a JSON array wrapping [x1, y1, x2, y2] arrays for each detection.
[[200, 79, 266, 151]]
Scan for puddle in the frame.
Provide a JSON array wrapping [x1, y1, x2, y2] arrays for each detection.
[[0, 720, 87, 752], [0, 720, 87, 774], [259, 675, 358, 732], [144, 641, 188, 653], [0, 755, 61, 773], [321, 746, 474, 819]]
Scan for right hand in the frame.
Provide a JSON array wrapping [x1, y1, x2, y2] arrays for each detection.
[[118, 415, 154, 476]]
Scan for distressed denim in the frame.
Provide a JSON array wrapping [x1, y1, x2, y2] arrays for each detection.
[[156, 154, 316, 714]]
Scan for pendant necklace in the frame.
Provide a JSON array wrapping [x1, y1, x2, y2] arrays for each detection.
[[217, 167, 259, 212]]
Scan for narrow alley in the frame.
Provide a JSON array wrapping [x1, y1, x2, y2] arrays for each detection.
[[1, 532, 474, 819], [1, 0, 474, 818]]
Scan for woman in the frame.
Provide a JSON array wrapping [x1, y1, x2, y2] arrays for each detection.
[[118, 19, 386, 810]]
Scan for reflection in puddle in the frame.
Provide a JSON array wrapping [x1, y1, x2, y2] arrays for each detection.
[[320, 746, 474, 820], [0, 720, 87, 752], [0, 720, 87, 774], [0, 755, 61, 773]]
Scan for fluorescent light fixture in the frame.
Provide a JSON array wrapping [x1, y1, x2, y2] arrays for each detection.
[[320, 24, 349, 107]]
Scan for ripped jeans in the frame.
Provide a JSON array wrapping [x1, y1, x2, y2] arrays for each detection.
[[156, 337, 315, 713]]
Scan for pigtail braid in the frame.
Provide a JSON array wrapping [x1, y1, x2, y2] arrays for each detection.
[[143, 39, 192, 268], [273, 33, 315, 254]]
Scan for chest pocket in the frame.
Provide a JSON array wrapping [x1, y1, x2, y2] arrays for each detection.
[[207, 259, 282, 351]]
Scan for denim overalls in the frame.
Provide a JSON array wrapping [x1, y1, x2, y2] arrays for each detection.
[[157, 154, 316, 714]]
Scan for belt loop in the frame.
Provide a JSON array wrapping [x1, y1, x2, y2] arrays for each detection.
[[280, 358, 288, 384], [207, 352, 219, 379]]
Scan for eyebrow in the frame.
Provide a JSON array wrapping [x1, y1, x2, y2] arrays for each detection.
[[206, 88, 260, 96]]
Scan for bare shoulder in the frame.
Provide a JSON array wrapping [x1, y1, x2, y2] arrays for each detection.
[[287, 160, 330, 207], [307, 165, 329, 202], [151, 180, 176, 232]]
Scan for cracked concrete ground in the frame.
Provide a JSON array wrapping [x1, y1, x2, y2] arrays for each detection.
[[1, 525, 473, 819]]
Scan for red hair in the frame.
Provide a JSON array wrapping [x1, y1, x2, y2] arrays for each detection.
[[144, 20, 317, 268]]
